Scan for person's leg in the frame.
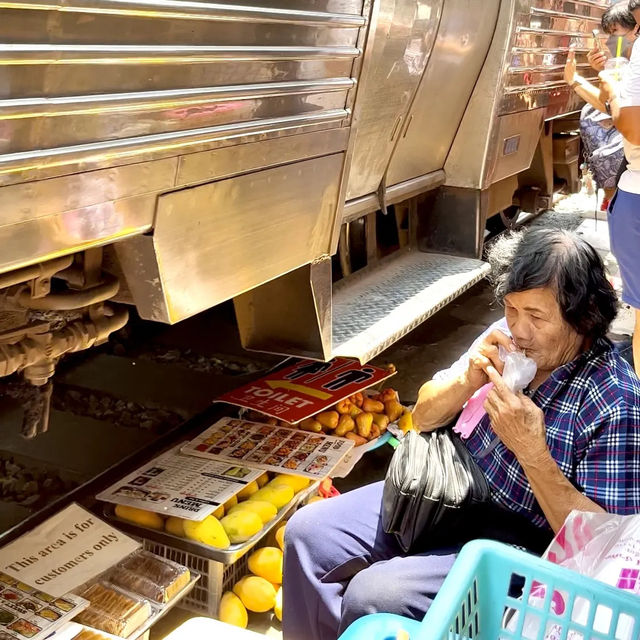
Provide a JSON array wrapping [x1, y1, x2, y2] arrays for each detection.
[[607, 188, 640, 377], [282, 481, 402, 640], [338, 547, 460, 636]]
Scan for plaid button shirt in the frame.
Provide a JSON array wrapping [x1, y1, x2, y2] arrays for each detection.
[[437, 319, 640, 529]]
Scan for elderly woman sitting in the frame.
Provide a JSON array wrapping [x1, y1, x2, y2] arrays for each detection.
[[282, 229, 640, 640]]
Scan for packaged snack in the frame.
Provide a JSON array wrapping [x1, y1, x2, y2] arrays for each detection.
[[73, 583, 150, 638], [109, 552, 190, 604]]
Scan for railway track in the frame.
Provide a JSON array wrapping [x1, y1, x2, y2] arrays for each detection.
[[0, 304, 281, 541]]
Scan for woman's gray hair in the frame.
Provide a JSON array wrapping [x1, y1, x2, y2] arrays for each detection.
[[487, 229, 618, 339]]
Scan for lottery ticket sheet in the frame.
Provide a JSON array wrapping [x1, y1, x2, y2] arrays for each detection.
[[97, 445, 264, 521], [181, 418, 354, 479]]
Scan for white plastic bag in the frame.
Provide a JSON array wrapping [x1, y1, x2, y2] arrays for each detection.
[[511, 511, 640, 639], [498, 345, 537, 393]]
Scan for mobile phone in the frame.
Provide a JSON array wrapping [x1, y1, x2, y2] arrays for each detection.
[[592, 28, 603, 50]]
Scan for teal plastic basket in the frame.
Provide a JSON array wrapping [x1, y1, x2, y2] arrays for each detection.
[[338, 539, 640, 640]]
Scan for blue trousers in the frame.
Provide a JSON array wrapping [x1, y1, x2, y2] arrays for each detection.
[[281, 482, 460, 640], [608, 187, 640, 309], [282, 481, 550, 640]]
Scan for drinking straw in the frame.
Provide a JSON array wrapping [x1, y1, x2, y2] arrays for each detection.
[[617, 35, 623, 59]]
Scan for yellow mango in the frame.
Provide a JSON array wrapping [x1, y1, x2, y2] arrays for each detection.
[[275, 522, 286, 551], [220, 510, 263, 543], [219, 591, 248, 629], [274, 587, 283, 622], [248, 547, 283, 584], [233, 576, 277, 613], [223, 495, 238, 511], [165, 516, 185, 538], [115, 505, 164, 530], [236, 481, 259, 501], [270, 474, 310, 493], [249, 485, 294, 510], [183, 515, 230, 548], [212, 504, 225, 519], [256, 473, 270, 488], [229, 500, 277, 524]]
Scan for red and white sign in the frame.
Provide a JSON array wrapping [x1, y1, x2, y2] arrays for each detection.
[[216, 357, 395, 424]]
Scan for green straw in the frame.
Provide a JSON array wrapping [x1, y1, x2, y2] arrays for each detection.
[[617, 35, 623, 58]]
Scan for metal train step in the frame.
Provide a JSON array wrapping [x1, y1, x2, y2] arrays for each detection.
[[331, 252, 491, 362], [236, 250, 490, 363]]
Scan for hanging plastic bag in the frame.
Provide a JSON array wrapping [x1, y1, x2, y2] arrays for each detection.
[[508, 511, 640, 639]]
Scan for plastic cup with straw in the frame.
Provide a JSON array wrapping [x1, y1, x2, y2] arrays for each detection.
[[603, 37, 629, 85]]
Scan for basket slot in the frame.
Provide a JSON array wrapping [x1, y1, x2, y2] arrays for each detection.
[[141, 539, 248, 617]]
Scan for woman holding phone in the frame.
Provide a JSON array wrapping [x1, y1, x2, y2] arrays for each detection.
[[564, 3, 638, 209]]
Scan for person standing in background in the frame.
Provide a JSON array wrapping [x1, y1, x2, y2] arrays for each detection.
[[595, 0, 640, 377], [564, 3, 637, 210]]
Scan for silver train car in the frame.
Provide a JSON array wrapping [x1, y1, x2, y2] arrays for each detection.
[[0, 0, 608, 381]]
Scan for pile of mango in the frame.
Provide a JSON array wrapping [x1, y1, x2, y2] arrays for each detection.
[[113, 473, 310, 549], [252, 387, 413, 445], [219, 481, 340, 629], [219, 521, 287, 628]]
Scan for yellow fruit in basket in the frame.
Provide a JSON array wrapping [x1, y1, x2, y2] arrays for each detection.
[[274, 587, 283, 622], [219, 591, 248, 629], [213, 504, 225, 519], [236, 481, 259, 501], [229, 500, 277, 524], [248, 547, 283, 584], [165, 516, 185, 538], [115, 505, 164, 530], [249, 485, 294, 510], [183, 515, 230, 549], [220, 511, 263, 544], [256, 473, 269, 488], [224, 495, 238, 511], [275, 523, 286, 551], [271, 474, 310, 493], [233, 576, 277, 613]]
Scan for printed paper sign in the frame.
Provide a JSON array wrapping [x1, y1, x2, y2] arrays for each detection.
[[0, 504, 140, 597], [0, 576, 86, 640], [216, 357, 394, 423], [97, 445, 265, 521], [181, 418, 353, 479]]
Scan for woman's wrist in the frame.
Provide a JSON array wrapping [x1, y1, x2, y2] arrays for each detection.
[[570, 76, 584, 89]]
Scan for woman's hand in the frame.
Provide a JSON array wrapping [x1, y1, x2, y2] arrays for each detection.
[[564, 47, 578, 85], [483, 366, 547, 466], [464, 329, 515, 391], [587, 47, 608, 72]]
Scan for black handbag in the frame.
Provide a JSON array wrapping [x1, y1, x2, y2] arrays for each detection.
[[382, 427, 491, 552]]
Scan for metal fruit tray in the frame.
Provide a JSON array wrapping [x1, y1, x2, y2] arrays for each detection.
[[102, 481, 318, 564]]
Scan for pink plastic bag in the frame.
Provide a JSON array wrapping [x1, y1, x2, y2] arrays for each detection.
[[453, 347, 536, 439], [509, 511, 640, 639], [453, 383, 492, 439]]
